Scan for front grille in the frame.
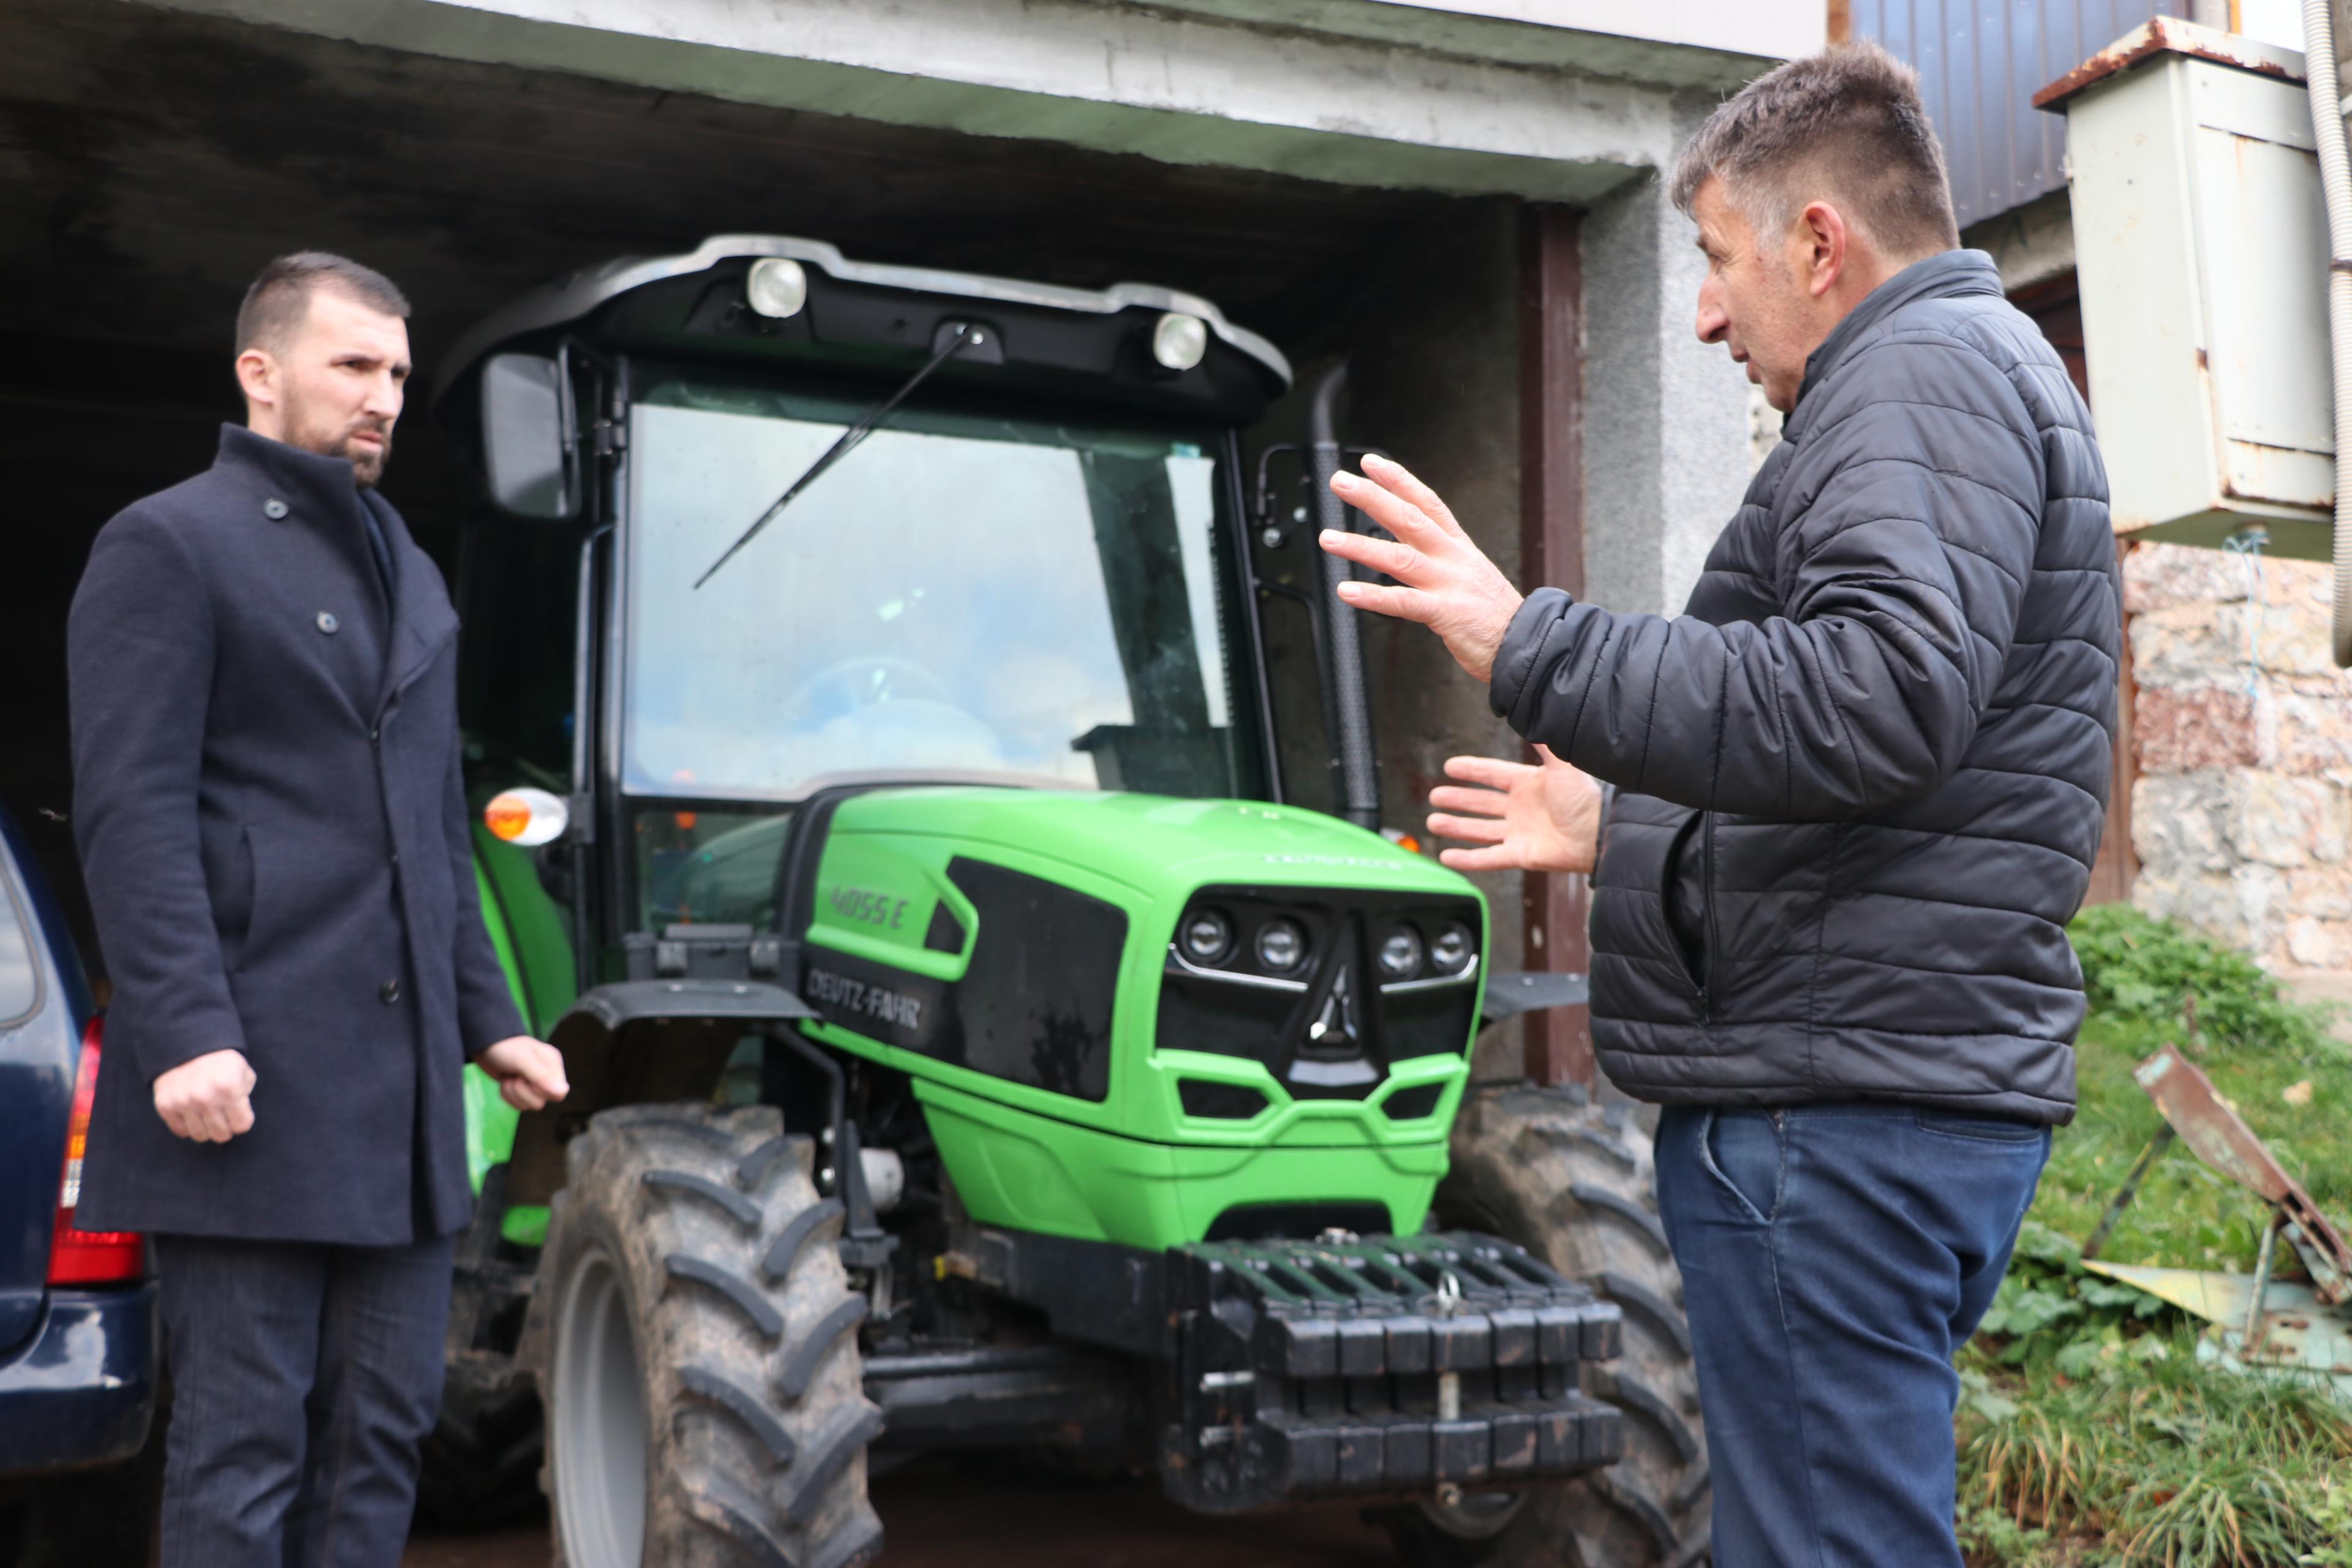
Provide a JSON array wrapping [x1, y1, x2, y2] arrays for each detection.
[[1155, 888, 1480, 1102]]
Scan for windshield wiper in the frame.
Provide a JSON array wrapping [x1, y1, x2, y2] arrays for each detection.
[[694, 321, 979, 590]]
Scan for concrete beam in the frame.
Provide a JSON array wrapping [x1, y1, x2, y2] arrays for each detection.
[[135, 0, 1798, 201], [1580, 157, 1754, 617], [1142, 0, 1819, 86]]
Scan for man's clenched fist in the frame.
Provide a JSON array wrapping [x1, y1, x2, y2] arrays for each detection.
[[154, 1048, 257, 1143], [478, 1035, 570, 1112]]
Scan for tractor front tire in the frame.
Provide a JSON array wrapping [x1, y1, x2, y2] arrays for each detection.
[[537, 1102, 883, 1568], [1384, 1084, 1711, 1568]]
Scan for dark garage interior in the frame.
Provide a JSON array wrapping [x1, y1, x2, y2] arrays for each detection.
[[0, 0, 1524, 970]]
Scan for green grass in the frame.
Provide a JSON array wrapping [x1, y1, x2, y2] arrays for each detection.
[[1958, 1345, 2352, 1567], [1955, 911, 2352, 1566]]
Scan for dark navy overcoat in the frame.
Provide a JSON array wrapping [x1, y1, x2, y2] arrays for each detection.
[[67, 424, 525, 1243]]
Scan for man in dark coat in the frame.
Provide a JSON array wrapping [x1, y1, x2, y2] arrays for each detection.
[[1320, 46, 2117, 1568], [69, 252, 569, 1567]]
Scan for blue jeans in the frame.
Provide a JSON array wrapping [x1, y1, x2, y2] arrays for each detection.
[[154, 1233, 455, 1568], [1654, 1104, 2049, 1568]]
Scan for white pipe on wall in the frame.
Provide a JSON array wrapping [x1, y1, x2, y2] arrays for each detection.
[[2304, 0, 2352, 664]]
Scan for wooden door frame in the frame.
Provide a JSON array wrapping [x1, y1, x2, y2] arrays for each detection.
[[1517, 203, 1595, 1087]]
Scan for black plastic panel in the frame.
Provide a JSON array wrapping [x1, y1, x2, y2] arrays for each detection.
[[1202, 1202, 1390, 1242], [1178, 1080, 1270, 1121], [1380, 1084, 1446, 1121], [923, 902, 965, 955], [946, 858, 1125, 1102]]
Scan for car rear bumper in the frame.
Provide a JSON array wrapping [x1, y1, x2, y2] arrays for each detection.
[[0, 1281, 159, 1474]]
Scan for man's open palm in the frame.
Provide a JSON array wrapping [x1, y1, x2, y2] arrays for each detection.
[[1317, 454, 1524, 682], [1426, 746, 1601, 875]]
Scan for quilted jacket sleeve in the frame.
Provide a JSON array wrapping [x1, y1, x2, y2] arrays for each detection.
[[1491, 334, 2043, 818]]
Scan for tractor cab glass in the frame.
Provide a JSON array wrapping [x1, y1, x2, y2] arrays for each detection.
[[624, 376, 1245, 802]]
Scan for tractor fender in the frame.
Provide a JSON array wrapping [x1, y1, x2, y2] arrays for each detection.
[[505, 980, 816, 1208]]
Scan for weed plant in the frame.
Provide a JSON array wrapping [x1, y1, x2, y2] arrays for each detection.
[[1956, 1343, 2352, 1566]]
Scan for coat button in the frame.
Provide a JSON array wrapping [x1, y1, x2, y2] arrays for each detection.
[[379, 979, 402, 1004], [263, 499, 288, 520], [317, 611, 340, 635]]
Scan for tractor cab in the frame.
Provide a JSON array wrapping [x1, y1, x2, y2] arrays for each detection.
[[425, 238, 1688, 1568], [439, 238, 1291, 971]]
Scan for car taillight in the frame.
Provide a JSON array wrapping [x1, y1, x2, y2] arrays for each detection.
[[48, 1016, 144, 1286]]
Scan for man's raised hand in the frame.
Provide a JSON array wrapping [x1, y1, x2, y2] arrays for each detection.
[[1426, 746, 1602, 875], [154, 1048, 257, 1143], [1318, 454, 1524, 682]]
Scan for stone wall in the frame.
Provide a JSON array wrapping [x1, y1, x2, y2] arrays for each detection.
[[2125, 540, 2352, 987]]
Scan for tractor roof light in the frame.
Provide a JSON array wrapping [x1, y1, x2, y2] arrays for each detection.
[[1152, 311, 1208, 372], [746, 257, 810, 320], [484, 786, 570, 848]]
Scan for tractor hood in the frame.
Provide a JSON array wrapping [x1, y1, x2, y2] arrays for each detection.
[[832, 786, 1467, 903]]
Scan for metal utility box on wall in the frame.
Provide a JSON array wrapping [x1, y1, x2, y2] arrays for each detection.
[[2040, 20, 2332, 559]]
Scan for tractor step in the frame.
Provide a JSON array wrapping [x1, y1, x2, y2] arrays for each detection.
[[1164, 1230, 1623, 1512]]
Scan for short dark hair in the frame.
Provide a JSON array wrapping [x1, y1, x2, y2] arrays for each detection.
[[235, 252, 410, 356], [1670, 42, 1961, 258]]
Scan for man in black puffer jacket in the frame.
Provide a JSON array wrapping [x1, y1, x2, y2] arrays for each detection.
[[1319, 43, 2117, 1568]]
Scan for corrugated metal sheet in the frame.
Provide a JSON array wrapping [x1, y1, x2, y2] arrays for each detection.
[[1852, 0, 2185, 229]]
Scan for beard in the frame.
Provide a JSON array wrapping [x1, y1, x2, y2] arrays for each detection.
[[284, 402, 395, 487], [336, 425, 393, 488]]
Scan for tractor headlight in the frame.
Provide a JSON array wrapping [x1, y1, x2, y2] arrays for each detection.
[[1180, 908, 1234, 965], [1378, 925, 1424, 979], [746, 257, 809, 320], [1255, 918, 1306, 974], [1152, 311, 1208, 372], [1430, 922, 1475, 974]]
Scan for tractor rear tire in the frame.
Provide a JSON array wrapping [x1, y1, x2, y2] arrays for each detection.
[[1382, 1084, 1711, 1568], [538, 1102, 884, 1568]]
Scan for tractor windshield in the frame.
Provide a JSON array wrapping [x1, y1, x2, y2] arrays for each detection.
[[622, 375, 1256, 803]]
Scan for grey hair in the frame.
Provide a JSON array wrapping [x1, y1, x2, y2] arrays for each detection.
[[235, 252, 410, 356], [1669, 41, 1961, 257]]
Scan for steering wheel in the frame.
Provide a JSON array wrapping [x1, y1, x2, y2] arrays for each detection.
[[779, 655, 956, 728]]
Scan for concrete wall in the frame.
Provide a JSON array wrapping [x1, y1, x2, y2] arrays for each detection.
[[1582, 154, 1758, 617]]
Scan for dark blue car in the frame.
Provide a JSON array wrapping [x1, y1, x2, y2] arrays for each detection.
[[0, 805, 160, 1563]]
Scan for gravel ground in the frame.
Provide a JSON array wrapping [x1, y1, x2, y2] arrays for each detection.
[[402, 1457, 1400, 1567]]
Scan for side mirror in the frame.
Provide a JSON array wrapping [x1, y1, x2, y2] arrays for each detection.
[[480, 352, 577, 519]]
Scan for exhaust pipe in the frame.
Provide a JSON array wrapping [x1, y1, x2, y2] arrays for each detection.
[[1308, 363, 1382, 832]]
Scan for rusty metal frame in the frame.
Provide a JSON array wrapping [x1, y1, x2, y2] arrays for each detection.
[[2132, 1044, 2351, 1305]]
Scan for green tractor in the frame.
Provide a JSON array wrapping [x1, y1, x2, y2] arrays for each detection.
[[424, 236, 1708, 1567]]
